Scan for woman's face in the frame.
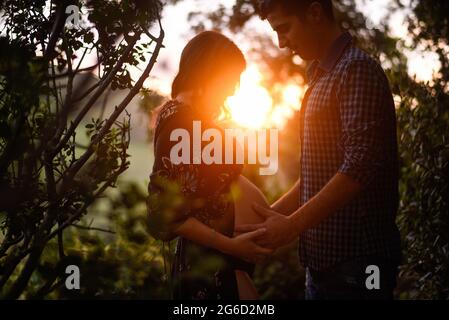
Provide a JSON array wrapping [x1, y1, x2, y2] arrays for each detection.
[[200, 69, 242, 117]]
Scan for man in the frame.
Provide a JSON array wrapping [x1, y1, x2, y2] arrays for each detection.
[[237, 0, 402, 299]]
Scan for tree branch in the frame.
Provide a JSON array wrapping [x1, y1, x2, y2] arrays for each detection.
[[70, 224, 116, 234], [47, 163, 129, 241], [2, 245, 45, 299], [59, 22, 164, 190], [44, 0, 73, 60], [51, 34, 140, 158]]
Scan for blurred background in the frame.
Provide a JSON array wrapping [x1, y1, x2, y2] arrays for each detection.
[[0, 0, 448, 299]]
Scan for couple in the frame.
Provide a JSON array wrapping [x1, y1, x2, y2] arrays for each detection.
[[147, 0, 401, 300]]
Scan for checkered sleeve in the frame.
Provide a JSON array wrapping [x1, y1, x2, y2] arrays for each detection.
[[337, 60, 390, 187]]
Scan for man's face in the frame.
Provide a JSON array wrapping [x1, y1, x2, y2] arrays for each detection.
[[267, 5, 318, 60]]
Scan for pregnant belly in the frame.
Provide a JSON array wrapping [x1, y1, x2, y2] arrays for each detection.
[[232, 175, 270, 231], [231, 175, 269, 299]]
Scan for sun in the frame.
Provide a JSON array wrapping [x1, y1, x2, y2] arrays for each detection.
[[225, 64, 303, 129], [225, 65, 271, 128]]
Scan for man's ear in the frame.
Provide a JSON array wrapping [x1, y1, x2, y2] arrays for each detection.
[[306, 2, 324, 24]]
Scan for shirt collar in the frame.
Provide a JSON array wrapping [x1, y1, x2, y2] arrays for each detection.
[[306, 31, 353, 82]]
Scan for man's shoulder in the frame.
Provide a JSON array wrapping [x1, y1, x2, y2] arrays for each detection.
[[338, 45, 383, 72], [335, 45, 389, 85]]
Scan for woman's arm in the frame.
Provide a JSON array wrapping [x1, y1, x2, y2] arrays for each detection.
[[148, 111, 272, 263], [175, 217, 272, 263]]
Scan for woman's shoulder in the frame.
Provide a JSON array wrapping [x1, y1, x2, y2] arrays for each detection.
[[154, 100, 192, 140], [156, 100, 190, 127]]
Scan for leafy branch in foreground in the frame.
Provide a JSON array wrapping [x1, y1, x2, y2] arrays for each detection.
[[0, 0, 164, 299]]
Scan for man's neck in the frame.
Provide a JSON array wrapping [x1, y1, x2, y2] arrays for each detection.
[[317, 26, 343, 62]]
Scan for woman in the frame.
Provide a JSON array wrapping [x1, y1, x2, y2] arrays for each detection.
[[147, 31, 272, 300]]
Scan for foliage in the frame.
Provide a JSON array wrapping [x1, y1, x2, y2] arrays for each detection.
[[13, 181, 169, 299], [391, 0, 449, 299], [0, 0, 164, 299]]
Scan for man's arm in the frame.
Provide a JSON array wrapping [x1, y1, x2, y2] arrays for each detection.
[[288, 172, 360, 235], [243, 173, 361, 248], [271, 178, 300, 215]]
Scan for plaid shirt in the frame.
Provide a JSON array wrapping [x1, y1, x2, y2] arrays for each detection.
[[298, 32, 401, 271]]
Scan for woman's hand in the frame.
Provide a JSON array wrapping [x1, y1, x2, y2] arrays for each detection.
[[229, 229, 273, 263], [174, 217, 273, 263]]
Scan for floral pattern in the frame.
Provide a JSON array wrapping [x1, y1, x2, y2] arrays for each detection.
[[148, 100, 243, 299]]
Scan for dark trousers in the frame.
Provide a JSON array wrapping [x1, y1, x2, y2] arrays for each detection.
[[305, 257, 399, 300]]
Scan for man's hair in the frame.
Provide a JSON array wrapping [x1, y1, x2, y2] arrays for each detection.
[[259, 0, 335, 21]]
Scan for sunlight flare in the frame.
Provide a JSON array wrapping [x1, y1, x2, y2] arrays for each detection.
[[225, 64, 303, 129]]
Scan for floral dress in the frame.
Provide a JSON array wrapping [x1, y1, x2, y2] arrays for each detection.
[[147, 100, 253, 299]]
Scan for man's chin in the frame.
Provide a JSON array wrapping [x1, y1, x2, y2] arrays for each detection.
[[293, 50, 314, 61], [286, 46, 314, 61]]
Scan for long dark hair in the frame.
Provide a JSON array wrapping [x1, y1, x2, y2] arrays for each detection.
[[151, 31, 246, 129], [171, 31, 246, 99]]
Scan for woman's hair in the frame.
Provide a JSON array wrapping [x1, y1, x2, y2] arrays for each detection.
[[171, 31, 246, 99]]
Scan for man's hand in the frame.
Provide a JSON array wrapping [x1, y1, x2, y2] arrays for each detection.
[[231, 228, 274, 263], [235, 203, 298, 249]]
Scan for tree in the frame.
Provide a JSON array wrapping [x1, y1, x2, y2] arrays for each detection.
[[0, 0, 165, 299], [392, 0, 449, 299]]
